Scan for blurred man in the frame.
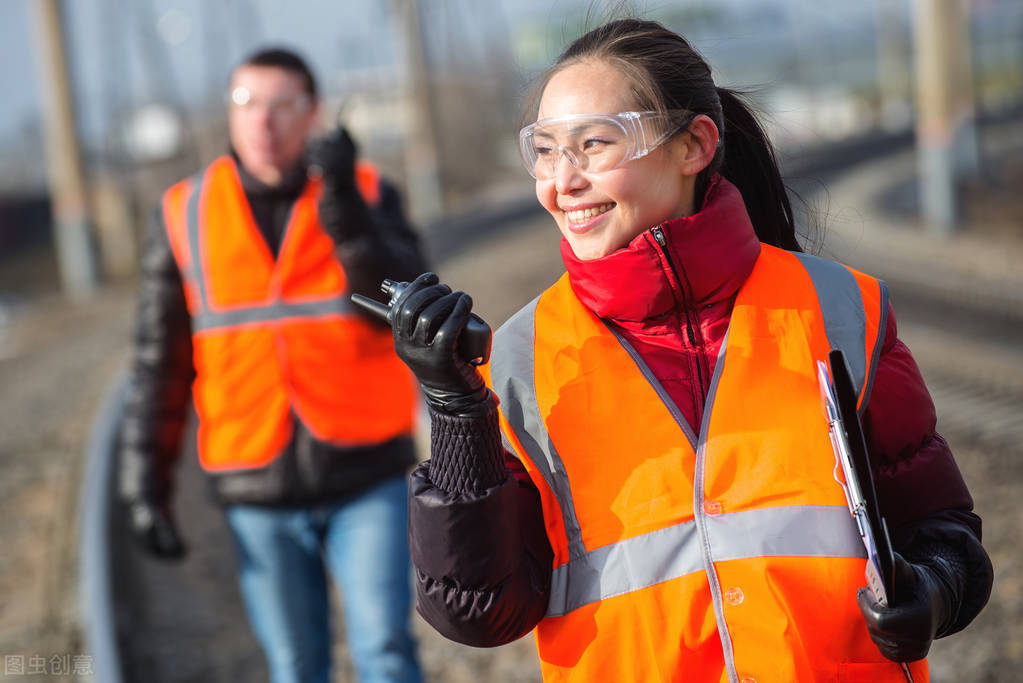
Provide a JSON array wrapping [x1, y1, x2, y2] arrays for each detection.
[[119, 47, 425, 683]]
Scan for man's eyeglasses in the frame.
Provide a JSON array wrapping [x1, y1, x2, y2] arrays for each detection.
[[229, 86, 312, 120]]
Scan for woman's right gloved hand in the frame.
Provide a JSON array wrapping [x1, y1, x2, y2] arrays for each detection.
[[390, 272, 491, 416]]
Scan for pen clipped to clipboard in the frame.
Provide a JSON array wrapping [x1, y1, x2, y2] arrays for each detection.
[[817, 350, 914, 682]]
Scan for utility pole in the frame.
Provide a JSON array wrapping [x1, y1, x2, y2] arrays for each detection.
[[950, 1, 980, 180], [391, 0, 445, 226], [875, 0, 911, 132], [30, 0, 99, 299], [913, 0, 975, 234]]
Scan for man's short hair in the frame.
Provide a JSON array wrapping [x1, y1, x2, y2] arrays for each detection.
[[237, 47, 318, 100]]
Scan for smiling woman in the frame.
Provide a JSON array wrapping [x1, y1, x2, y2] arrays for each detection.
[[529, 59, 716, 260], [387, 16, 993, 683]]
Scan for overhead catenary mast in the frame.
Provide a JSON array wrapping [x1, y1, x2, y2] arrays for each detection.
[[913, 0, 977, 234], [390, 0, 445, 226], [29, 0, 99, 300]]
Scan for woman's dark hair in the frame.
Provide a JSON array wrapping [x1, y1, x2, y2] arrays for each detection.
[[238, 47, 318, 101], [527, 18, 803, 252]]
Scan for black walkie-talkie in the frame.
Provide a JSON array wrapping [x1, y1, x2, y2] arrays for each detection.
[[351, 279, 492, 365]]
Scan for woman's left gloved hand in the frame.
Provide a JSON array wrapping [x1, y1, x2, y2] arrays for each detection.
[[857, 552, 960, 662]]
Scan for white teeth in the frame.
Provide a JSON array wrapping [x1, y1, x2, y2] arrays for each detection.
[[566, 203, 614, 222]]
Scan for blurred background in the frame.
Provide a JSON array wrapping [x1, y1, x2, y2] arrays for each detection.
[[0, 0, 1021, 681]]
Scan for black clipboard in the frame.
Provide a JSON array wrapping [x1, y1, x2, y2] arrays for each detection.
[[827, 349, 896, 603]]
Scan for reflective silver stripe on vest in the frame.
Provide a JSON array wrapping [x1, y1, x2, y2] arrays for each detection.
[[184, 172, 209, 313], [547, 504, 861, 617], [862, 281, 889, 416], [548, 518, 701, 618], [192, 295, 359, 332], [490, 296, 587, 561], [704, 504, 864, 562], [793, 253, 870, 396]]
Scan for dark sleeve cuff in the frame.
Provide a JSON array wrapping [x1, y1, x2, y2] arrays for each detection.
[[428, 398, 507, 493], [894, 512, 993, 636]]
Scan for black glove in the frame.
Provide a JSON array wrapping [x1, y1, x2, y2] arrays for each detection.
[[390, 272, 490, 416], [309, 126, 371, 244], [127, 499, 187, 560], [308, 126, 358, 190], [857, 552, 960, 662]]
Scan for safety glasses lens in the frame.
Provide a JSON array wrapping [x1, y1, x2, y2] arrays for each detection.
[[522, 116, 632, 179]]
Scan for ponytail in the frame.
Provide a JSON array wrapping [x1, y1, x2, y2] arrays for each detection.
[[708, 87, 801, 252]]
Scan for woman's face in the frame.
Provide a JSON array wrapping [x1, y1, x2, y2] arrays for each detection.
[[535, 59, 695, 261]]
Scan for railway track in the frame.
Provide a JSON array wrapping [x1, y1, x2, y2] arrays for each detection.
[[893, 295, 1023, 456]]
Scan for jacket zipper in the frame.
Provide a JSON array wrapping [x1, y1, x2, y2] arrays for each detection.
[[651, 226, 708, 408]]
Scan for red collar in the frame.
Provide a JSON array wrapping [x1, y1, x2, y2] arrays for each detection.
[[562, 175, 762, 323]]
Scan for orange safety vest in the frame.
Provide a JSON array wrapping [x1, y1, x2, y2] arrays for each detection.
[[162, 155, 416, 472], [484, 244, 927, 683]]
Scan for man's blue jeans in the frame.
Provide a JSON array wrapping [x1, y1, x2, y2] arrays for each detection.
[[225, 475, 422, 683]]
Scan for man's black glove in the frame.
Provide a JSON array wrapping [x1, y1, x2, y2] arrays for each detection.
[[308, 126, 370, 243], [308, 125, 358, 190], [857, 551, 960, 662], [127, 499, 187, 560], [390, 272, 490, 416]]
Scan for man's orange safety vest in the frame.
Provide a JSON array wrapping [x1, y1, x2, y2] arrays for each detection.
[[485, 244, 928, 682], [162, 155, 416, 472]]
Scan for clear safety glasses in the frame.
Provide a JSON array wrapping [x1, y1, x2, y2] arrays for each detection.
[[229, 86, 313, 121], [519, 110, 692, 180]]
